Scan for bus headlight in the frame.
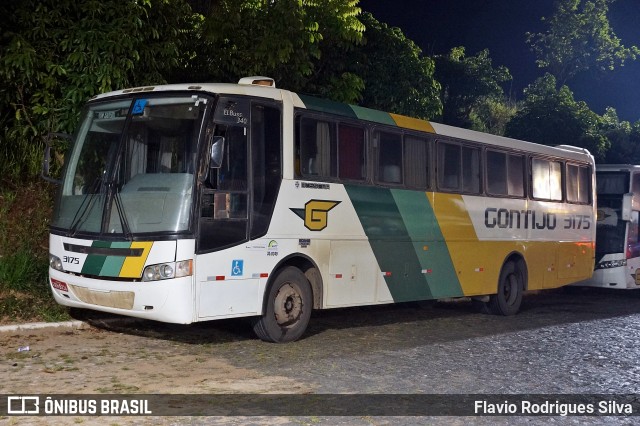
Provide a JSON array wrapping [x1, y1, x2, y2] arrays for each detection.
[[49, 254, 63, 272], [142, 260, 192, 281]]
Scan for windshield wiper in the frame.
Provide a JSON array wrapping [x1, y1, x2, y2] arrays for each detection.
[[68, 176, 104, 237], [112, 183, 132, 240]]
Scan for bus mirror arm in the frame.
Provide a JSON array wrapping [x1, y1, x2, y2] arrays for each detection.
[[41, 132, 70, 185], [622, 193, 633, 221]]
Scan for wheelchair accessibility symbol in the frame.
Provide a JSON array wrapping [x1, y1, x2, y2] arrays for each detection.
[[231, 260, 244, 277]]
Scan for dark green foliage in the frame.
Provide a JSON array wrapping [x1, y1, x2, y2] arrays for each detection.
[[434, 47, 512, 129], [194, 0, 366, 103], [527, 0, 639, 84], [0, 0, 192, 182], [600, 108, 640, 164], [505, 74, 610, 160], [354, 13, 441, 120]]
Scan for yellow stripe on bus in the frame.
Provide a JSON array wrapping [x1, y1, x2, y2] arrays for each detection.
[[119, 242, 153, 278], [390, 114, 435, 133], [430, 193, 594, 295]]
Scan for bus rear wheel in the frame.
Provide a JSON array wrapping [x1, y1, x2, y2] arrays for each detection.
[[486, 260, 523, 316], [252, 266, 312, 343]]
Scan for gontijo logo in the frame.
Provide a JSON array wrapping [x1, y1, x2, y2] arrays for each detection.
[[290, 200, 341, 231]]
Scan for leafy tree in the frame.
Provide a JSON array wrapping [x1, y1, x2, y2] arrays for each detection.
[[353, 13, 441, 120], [504, 73, 609, 160], [600, 107, 640, 164], [469, 98, 518, 136], [434, 47, 512, 129], [198, 0, 365, 103], [0, 0, 192, 181], [526, 0, 639, 85]]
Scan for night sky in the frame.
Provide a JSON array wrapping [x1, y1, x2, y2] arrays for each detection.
[[359, 0, 640, 122]]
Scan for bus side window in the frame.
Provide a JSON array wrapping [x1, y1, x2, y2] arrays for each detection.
[[338, 123, 365, 181], [437, 141, 480, 194], [437, 142, 461, 190], [404, 135, 429, 189], [487, 150, 524, 197], [508, 154, 525, 197], [487, 150, 507, 195], [462, 146, 480, 193], [299, 117, 336, 178], [376, 130, 403, 184], [532, 158, 563, 201], [566, 163, 591, 204]]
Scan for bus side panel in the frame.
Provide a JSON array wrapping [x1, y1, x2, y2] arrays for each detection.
[[326, 240, 390, 307], [265, 180, 387, 308], [432, 193, 513, 296], [344, 186, 465, 302], [195, 241, 289, 319], [436, 194, 595, 294]]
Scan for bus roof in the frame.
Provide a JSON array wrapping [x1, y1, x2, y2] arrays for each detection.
[[91, 80, 594, 165]]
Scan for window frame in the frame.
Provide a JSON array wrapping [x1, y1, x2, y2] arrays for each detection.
[[294, 111, 369, 184], [436, 139, 482, 195], [485, 148, 526, 199], [374, 128, 404, 186], [565, 162, 592, 205], [530, 156, 564, 202], [337, 121, 367, 182]]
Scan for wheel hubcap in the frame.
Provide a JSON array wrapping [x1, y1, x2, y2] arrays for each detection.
[[274, 283, 302, 327]]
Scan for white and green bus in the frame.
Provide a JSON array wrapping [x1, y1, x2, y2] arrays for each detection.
[[44, 77, 596, 342], [577, 164, 640, 289]]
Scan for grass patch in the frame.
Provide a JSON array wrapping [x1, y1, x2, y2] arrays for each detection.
[[0, 182, 70, 324], [0, 248, 47, 292], [0, 290, 70, 323]]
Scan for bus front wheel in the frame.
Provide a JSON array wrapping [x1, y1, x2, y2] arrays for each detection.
[[486, 260, 523, 316], [252, 266, 313, 343]]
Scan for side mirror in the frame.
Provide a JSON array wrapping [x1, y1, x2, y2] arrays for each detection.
[[210, 136, 225, 169], [622, 193, 633, 221], [41, 132, 71, 184]]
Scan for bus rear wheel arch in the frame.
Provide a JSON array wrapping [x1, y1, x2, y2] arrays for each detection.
[[486, 257, 527, 316], [252, 266, 313, 343]]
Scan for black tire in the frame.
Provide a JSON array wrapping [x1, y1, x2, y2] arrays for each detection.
[[252, 266, 313, 343], [486, 260, 523, 316]]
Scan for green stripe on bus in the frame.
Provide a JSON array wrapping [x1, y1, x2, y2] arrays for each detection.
[[299, 94, 397, 126], [350, 105, 397, 126], [345, 185, 433, 302], [98, 241, 131, 277], [298, 94, 357, 119], [390, 190, 464, 299], [81, 240, 110, 275], [99, 256, 126, 276]]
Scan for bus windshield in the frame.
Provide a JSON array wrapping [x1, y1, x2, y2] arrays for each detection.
[[52, 95, 209, 236]]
